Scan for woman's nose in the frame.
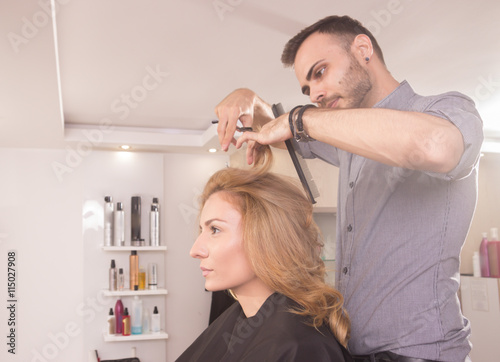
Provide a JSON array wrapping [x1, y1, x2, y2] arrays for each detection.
[[190, 234, 208, 259]]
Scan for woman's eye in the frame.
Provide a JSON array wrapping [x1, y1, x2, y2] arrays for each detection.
[[210, 226, 220, 234]]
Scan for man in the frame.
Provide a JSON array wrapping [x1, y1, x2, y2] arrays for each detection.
[[214, 15, 483, 362]]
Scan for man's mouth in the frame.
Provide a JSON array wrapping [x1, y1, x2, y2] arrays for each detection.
[[327, 98, 340, 108]]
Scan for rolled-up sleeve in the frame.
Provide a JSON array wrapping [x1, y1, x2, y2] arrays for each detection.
[[417, 92, 484, 180]]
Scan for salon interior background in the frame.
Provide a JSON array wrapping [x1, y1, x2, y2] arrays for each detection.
[[1, 0, 500, 361]]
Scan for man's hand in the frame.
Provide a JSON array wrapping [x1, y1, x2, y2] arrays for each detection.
[[214, 88, 259, 151], [214, 88, 275, 152], [235, 114, 292, 164]]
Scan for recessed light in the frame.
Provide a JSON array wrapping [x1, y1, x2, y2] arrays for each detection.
[[120, 145, 131, 150], [208, 148, 217, 153]]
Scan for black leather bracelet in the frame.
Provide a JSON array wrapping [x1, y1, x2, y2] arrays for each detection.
[[295, 104, 316, 142], [288, 105, 302, 139]]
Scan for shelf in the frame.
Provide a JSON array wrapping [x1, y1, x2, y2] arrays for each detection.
[[102, 246, 167, 252], [104, 331, 169, 342], [313, 206, 337, 214], [103, 289, 168, 297]]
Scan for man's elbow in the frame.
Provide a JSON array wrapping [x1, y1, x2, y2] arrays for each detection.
[[423, 140, 464, 174]]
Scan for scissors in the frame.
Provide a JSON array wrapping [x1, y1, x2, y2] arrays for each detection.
[[211, 120, 253, 132]]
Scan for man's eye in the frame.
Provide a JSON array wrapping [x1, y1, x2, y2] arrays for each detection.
[[315, 67, 325, 78]]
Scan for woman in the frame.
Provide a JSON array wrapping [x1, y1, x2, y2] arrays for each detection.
[[176, 150, 351, 362]]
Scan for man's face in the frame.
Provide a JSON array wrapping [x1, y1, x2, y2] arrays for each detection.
[[294, 32, 372, 109]]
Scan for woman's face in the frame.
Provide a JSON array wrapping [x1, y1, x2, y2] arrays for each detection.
[[190, 192, 263, 295]]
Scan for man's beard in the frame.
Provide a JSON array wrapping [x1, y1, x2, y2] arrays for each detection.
[[338, 53, 372, 109]]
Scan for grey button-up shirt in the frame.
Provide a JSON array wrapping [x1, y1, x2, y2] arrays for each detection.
[[297, 81, 483, 361]]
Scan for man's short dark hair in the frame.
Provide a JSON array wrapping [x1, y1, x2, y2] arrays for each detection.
[[281, 15, 385, 67]]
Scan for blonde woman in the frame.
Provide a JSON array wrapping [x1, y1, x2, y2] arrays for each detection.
[[176, 151, 351, 362]]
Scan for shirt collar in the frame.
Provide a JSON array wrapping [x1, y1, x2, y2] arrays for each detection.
[[373, 80, 416, 110]]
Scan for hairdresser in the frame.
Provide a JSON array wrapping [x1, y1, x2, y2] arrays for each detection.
[[214, 15, 483, 362]]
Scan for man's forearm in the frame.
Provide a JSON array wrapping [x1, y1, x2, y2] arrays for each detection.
[[301, 107, 464, 173]]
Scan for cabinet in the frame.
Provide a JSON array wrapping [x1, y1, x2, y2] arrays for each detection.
[[102, 246, 169, 342], [460, 276, 500, 360]]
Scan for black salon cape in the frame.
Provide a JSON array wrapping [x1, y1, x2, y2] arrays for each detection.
[[176, 293, 352, 362]]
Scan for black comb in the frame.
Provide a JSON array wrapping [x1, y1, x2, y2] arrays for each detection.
[[272, 103, 319, 204]]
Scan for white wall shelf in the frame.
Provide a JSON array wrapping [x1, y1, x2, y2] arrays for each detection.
[[102, 246, 167, 252], [103, 331, 169, 342], [103, 289, 168, 297]]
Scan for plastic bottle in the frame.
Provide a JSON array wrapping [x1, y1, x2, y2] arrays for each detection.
[[151, 306, 161, 333], [473, 252, 481, 277], [139, 266, 147, 290], [109, 259, 117, 291], [107, 308, 115, 335], [130, 251, 139, 290], [104, 196, 114, 246], [114, 299, 124, 334], [488, 227, 500, 278], [122, 308, 131, 336], [143, 307, 150, 334], [148, 262, 158, 290], [114, 202, 125, 246], [479, 232, 490, 277], [131, 296, 143, 335]]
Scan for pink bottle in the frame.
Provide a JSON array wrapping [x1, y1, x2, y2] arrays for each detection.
[[480, 232, 490, 277], [114, 298, 124, 334], [487, 228, 500, 278]]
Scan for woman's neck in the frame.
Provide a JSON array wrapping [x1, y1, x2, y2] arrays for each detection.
[[233, 282, 274, 317]]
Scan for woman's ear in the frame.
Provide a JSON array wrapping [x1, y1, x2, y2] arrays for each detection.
[[352, 34, 374, 63]]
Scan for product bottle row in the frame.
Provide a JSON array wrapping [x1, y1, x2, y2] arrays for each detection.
[[106, 248, 168, 297], [104, 296, 168, 342], [104, 195, 160, 248]]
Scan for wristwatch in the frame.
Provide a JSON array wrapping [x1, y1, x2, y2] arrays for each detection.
[[294, 105, 316, 142]]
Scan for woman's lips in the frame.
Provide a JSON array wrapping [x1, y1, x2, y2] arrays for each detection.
[[200, 267, 213, 277]]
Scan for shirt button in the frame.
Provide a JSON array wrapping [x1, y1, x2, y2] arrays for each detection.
[[349, 181, 354, 188], [347, 224, 352, 232], [342, 267, 348, 274]]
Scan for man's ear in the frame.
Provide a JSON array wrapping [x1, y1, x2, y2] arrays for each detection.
[[352, 34, 374, 62]]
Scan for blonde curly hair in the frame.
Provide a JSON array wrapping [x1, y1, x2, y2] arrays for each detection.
[[198, 146, 350, 347]]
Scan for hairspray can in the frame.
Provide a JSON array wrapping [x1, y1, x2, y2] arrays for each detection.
[[113, 202, 125, 246], [103, 196, 114, 246], [150, 203, 159, 246], [131, 196, 141, 246]]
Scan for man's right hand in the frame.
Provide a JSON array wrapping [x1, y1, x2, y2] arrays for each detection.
[[214, 88, 274, 152]]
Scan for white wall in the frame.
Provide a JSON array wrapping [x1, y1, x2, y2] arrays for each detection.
[[0, 148, 228, 362], [0, 148, 84, 362]]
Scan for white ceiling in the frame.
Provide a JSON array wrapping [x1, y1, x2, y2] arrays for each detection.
[[1, 0, 499, 154]]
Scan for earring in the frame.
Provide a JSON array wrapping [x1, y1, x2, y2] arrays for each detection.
[[365, 57, 370, 62]]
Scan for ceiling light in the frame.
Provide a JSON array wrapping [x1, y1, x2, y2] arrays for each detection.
[[120, 145, 131, 150], [208, 148, 217, 153]]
